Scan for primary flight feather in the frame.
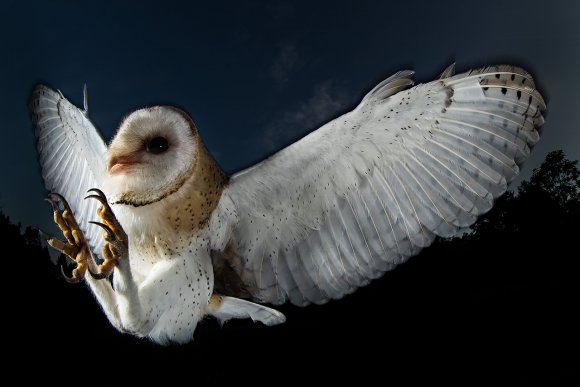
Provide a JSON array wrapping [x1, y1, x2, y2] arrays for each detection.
[[30, 64, 546, 344]]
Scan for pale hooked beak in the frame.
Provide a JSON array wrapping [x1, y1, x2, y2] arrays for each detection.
[[108, 153, 141, 174]]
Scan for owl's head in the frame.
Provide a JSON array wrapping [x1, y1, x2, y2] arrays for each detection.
[[103, 106, 201, 207]]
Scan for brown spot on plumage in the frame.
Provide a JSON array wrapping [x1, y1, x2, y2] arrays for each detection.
[[117, 110, 227, 237]]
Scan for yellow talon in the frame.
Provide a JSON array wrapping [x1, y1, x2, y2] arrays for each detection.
[[42, 193, 91, 283], [43, 189, 127, 283], [85, 188, 127, 279]]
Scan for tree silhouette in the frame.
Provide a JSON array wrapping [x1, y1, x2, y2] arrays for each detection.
[[2, 150, 578, 385], [520, 150, 580, 206], [469, 150, 580, 238]]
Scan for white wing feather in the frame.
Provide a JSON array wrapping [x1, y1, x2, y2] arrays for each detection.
[[210, 65, 546, 306], [30, 85, 108, 257]]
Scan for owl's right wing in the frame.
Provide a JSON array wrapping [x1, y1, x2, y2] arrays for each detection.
[[30, 85, 108, 257]]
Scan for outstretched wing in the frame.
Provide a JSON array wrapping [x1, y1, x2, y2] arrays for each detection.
[[30, 85, 108, 256], [210, 65, 546, 306]]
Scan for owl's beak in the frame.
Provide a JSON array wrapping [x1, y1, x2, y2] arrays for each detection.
[[108, 153, 140, 175]]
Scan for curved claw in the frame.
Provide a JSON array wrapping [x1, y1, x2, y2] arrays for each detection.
[[85, 189, 114, 215], [60, 264, 82, 284], [87, 188, 107, 197], [88, 265, 110, 280], [38, 229, 49, 241], [84, 194, 108, 206], [49, 192, 73, 213], [44, 197, 59, 212], [89, 221, 116, 240]]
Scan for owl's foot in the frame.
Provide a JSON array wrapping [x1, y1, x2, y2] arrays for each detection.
[[85, 188, 128, 279], [42, 193, 91, 283]]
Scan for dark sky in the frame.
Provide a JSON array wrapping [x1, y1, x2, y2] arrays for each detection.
[[1, 0, 578, 233]]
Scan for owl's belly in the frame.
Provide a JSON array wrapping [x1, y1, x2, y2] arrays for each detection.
[[118, 239, 215, 344]]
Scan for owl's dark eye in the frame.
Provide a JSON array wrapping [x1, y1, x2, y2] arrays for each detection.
[[146, 136, 169, 154]]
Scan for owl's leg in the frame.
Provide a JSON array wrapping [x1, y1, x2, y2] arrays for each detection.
[[42, 193, 93, 283], [85, 188, 128, 279], [85, 189, 149, 334]]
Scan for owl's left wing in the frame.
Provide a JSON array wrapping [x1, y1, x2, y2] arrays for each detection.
[[30, 85, 108, 257], [210, 65, 545, 306]]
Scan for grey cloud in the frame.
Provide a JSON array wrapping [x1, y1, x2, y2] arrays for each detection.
[[262, 80, 350, 152]]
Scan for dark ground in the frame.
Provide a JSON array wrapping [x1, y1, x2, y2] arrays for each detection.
[[4, 151, 579, 386]]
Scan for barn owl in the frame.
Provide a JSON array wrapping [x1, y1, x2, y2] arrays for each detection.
[[30, 64, 545, 345]]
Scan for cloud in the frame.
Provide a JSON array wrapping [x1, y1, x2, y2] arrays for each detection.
[[262, 80, 351, 152], [269, 43, 302, 85]]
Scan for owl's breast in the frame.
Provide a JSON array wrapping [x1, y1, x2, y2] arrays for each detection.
[[126, 223, 214, 287]]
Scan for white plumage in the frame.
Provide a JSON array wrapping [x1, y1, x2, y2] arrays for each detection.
[[30, 64, 545, 344], [34, 87, 107, 255]]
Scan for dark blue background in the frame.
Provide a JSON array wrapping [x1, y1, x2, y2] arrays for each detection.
[[1, 0, 578, 232]]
